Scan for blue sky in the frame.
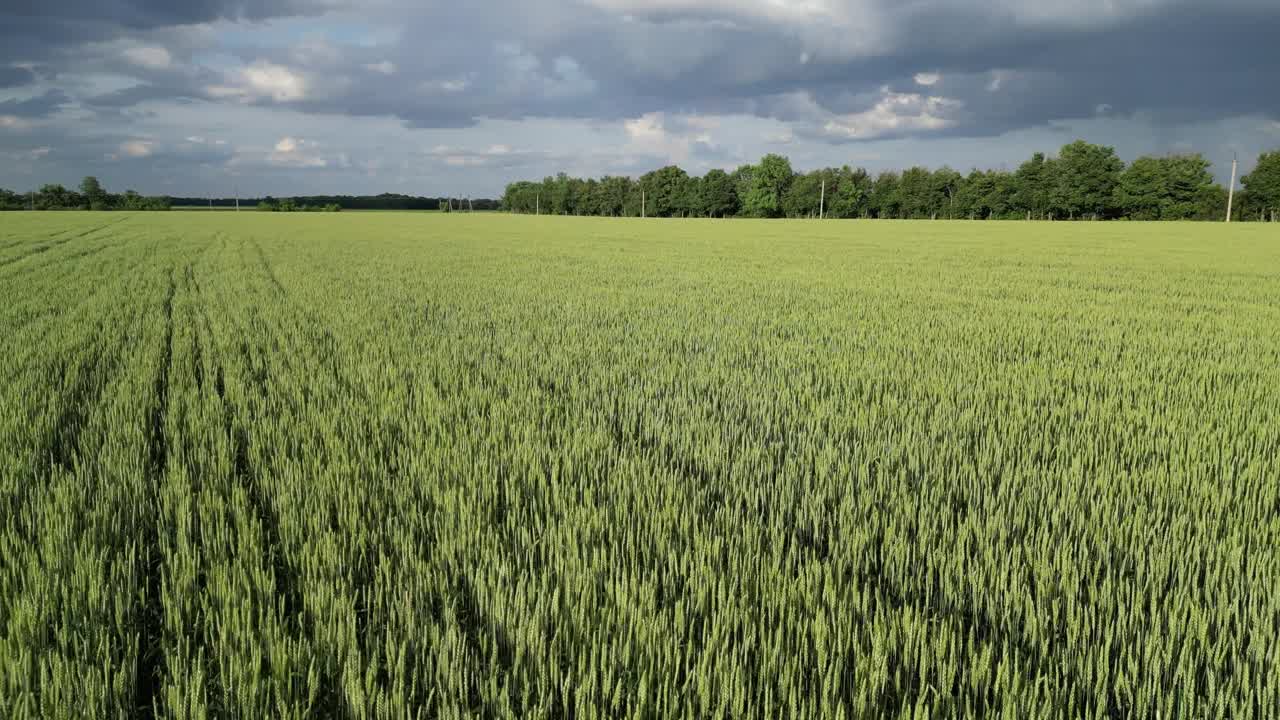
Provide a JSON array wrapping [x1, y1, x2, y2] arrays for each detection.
[[2, 0, 1278, 197]]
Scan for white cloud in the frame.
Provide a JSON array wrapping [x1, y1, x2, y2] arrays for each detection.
[[123, 46, 172, 70], [290, 39, 342, 66], [245, 61, 308, 101], [996, 0, 1167, 28], [913, 72, 940, 86], [495, 45, 597, 99], [210, 61, 309, 103], [625, 112, 667, 144], [272, 154, 327, 168], [623, 111, 723, 163], [583, 0, 890, 57], [268, 136, 326, 167], [819, 90, 962, 140], [445, 155, 485, 167], [5, 145, 52, 161], [0, 115, 30, 130], [365, 61, 396, 75], [421, 77, 469, 94], [684, 116, 721, 131], [587, 0, 839, 24], [120, 140, 153, 157], [420, 142, 539, 170]]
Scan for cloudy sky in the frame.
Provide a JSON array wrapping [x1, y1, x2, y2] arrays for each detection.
[[2, 0, 1279, 197]]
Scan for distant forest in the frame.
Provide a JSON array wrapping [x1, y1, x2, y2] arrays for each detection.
[[0, 177, 171, 211], [169, 194, 502, 212], [505, 142, 1280, 222], [0, 184, 501, 212]]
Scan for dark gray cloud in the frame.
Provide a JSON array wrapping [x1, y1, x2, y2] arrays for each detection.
[[2, 0, 320, 49], [0, 66, 37, 88], [7, 0, 1279, 132], [0, 89, 72, 118], [2, 0, 1279, 194], [156, 0, 1276, 139]]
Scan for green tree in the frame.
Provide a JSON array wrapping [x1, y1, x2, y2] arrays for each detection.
[[1161, 155, 1217, 220], [80, 176, 108, 210], [868, 172, 901, 219], [638, 165, 690, 217], [825, 166, 872, 218], [742, 154, 794, 218], [1242, 151, 1280, 221], [957, 170, 1015, 219], [1012, 153, 1054, 220], [898, 167, 942, 219], [676, 174, 701, 217], [502, 181, 542, 214], [599, 176, 632, 217], [699, 169, 738, 218], [782, 170, 825, 218], [730, 164, 755, 217], [1113, 157, 1166, 220], [0, 188, 22, 210], [932, 167, 963, 219], [35, 184, 77, 210], [1051, 140, 1124, 220], [544, 173, 576, 215], [1115, 154, 1219, 220], [568, 177, 590, 215], [580, 178, 601, 216]]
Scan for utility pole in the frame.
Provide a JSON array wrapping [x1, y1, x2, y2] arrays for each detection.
[[468, 197, 474, 212], [536, 192, 540, 215], [819, 179, 825, 220], [641, 188, 646, 218], [1226, 153, 1238, 223], [235, 185, 240, 212]]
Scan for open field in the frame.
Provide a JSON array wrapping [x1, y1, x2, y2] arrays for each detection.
[[1, 212, 1278, 718]]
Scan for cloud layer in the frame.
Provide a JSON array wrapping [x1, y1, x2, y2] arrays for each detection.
[[2, 0, 1278, 195]]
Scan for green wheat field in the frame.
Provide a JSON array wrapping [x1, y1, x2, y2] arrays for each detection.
[[1, 212, 1278, 718]]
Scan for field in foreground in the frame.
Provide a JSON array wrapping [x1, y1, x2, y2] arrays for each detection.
[[1, 213, 1278, 718]]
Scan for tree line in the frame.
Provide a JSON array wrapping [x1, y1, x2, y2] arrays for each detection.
[[504, 142, 1280, 222], [256, 197, 342, 212], [0, 177, 171, 211], [1, 186, 503, 212], [169, 194, 502, 211]]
